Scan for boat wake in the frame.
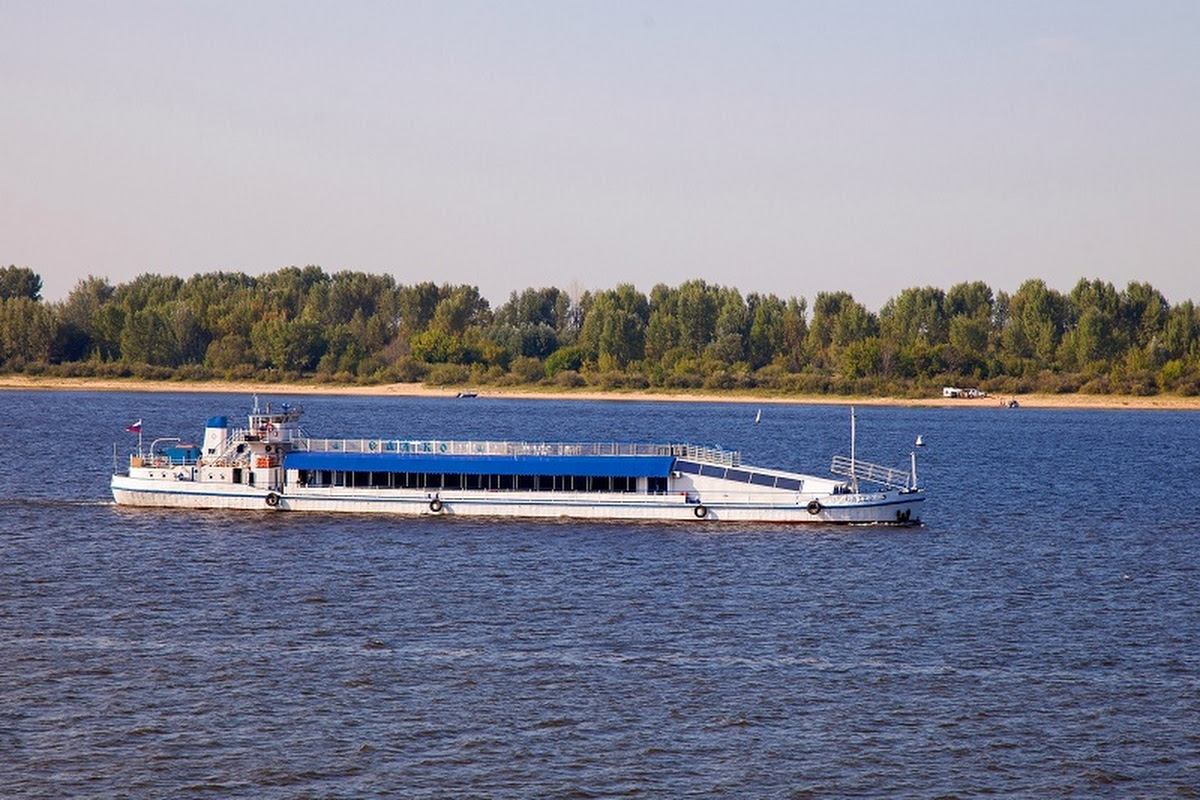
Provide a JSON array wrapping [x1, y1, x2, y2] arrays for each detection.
[[0, 497, 114, 509]]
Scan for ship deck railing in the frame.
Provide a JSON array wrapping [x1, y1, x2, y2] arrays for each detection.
[[295, 438, 742, 467], [829, 456, 911, 490]]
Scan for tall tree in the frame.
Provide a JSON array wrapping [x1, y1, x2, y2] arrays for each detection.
[[398, 281, 441, 340], [1003, 279, 1068, 365], [1120, 281, 1169, 350], [945, 281, 994, 322], [708, 288, 749, 365], [807, 291, 877, 367], [676, 280, 719, 355], [880, 286, 948, 347], [0, 266, 42, 301], [431, 285, 490, 335], [579, 284, 648, 369], [0, 297, 55, 364], [746, 293, 785, 369]]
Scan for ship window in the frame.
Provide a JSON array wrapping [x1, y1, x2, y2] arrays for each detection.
[[726, 469, 751, 483], [700, 464, 725, 478], [612, 476, 636, 492], [675, 461, 700, 475], [304, 470, 670, 493], [750, 473, 776, 487], [777, 477, 801, 491]]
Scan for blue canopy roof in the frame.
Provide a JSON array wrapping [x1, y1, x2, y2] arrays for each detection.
[[284, 451, 676, 478]]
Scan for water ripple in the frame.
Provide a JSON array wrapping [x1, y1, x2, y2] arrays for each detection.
[[1, 392, 1198, 797]]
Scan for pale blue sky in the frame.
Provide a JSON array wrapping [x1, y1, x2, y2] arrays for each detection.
[[3, 1, 1198, 310]]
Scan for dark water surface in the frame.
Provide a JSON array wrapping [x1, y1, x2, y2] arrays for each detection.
[[1, 390, 1197, 798]]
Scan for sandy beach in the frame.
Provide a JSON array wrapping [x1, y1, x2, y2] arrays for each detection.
[[2, 375, 1198, 411]]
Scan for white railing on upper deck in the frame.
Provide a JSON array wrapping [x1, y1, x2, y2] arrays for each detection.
[[202, 425, 306, 466], [674, 444, 741, 467], [829, 455, 911, 490], [296, 438, 741, 467]]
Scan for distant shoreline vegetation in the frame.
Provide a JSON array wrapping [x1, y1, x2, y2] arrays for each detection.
[[1, 265, 1198, 398]]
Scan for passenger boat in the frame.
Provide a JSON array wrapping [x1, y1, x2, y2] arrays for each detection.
[[110, 400, 925, 524]]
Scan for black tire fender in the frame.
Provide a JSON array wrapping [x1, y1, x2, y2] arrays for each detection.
[[265, 492, 281, 508], [806, 499, 822, 515], [694, 504, 708, 519], [429, 498, 443, 513]]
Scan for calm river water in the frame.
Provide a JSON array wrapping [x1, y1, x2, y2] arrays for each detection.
[[1, 390, 1197, 798]]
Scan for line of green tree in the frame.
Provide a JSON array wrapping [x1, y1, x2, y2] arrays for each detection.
[[2, 264, 1198, 396]]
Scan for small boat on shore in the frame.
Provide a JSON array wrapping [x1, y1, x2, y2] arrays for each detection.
[[110, 401, 925, 524]]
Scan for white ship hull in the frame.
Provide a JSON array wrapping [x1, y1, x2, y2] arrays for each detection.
[[111, 475, 924, 524], [110, 402, 925, 526]]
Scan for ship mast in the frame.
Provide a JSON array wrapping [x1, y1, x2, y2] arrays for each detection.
[[850, 406, 858, 493]]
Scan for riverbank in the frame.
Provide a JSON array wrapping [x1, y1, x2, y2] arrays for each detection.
[[2, 375, 1198, 410]]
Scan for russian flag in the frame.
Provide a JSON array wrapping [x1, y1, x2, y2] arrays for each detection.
[[125, 420, 142, 433]]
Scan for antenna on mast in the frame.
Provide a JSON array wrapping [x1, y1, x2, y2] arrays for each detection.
[[850, 406, 858, 493]]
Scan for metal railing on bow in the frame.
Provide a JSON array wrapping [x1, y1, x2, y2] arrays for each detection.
[[829, 456, 911, 490]]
